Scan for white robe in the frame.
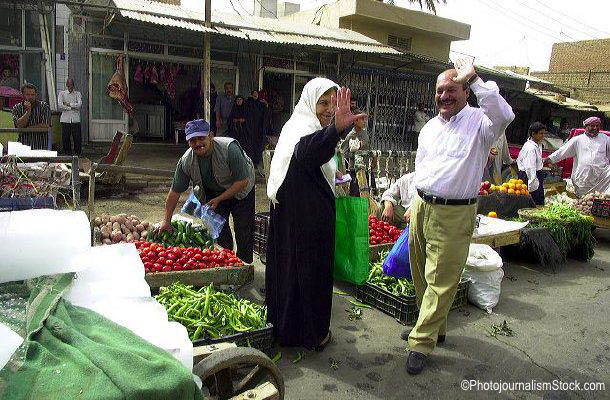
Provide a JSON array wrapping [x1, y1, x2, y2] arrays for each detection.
[[548, 134, 610, 197], [517, 138, 543, 192]]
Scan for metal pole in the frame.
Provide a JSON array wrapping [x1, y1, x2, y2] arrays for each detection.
[[71, 156, 81, 210], [87, 163, 96, 228], [203, 0, 212, 122]]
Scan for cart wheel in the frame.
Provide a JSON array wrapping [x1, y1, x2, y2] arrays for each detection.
[[194, 347, 285, 400]]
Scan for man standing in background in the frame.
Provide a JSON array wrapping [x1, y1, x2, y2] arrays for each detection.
[[58, 78, 82, 156], [12, 83, 50, 129], [214, 81, 235, 136]]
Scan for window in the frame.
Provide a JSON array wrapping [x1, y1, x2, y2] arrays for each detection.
[[25, 10, 42, 48], [388, 34, 412, 51], [91, 52, 124, 120], [55, 25, 64, 54], [0, 6, 22, 47], [23, 52, 45, 98]]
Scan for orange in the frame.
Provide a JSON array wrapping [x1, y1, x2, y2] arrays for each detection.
[[488, 211, 498, 218], [508, 188, 515, 194], [490, 185, 496, 192], [517, 179, 524, 185], [516, 190, 522, 195], [508, 183, 515, 190], [499, 186, 508, 193], [509, 179, 517, 184], [502, 183, 510, 188]]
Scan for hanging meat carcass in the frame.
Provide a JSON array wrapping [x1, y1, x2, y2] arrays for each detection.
[[107, 55, 133, 116], [134, 63, 143, 84], [150, 64, 159, 85]]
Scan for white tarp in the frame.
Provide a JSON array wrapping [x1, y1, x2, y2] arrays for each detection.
[[473, 215, 529, 239]]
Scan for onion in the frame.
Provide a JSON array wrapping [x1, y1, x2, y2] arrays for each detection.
[[110, 216, 117, 224], [121, 225, 130, 235], [94, 217, 102, 226], [142, 221, 150, 229], [132, 231, 140, 240], [116, 216, 126, 225], [125, 220, 134, 231], [141, 230, 148, 239], [112, 222, 121, 231], [111, 231, 122, 243], [126, 234, 134, 242], [135, 224, 144, 232]]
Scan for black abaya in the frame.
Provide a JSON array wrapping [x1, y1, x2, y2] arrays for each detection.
[[227, 98, 256, 161], [265, 124, 341, 349]]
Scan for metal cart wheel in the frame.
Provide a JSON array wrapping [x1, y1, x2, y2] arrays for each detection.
[[194, 347, 285, 400]]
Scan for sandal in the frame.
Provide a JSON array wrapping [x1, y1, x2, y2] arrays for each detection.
[[314, 330, 332, 352]]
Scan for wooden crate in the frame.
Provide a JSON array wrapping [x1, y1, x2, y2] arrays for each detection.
[[144, 264, 254, 289]]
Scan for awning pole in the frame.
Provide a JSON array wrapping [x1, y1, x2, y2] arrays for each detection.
[[203, 0, 211, 123]]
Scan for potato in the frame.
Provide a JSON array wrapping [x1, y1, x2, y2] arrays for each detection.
[[94, 217, 102, 226], [142, 221, 150, 229], [111, 231, 122, 243], [101, 227, 110, 239], [121, 225, 130, 235], [121, 233, 127, 240], [141, 230, 148, 239], [135, 224, 145, 232], [125, 220, 134, 231], [111, 222, 119, 231], [126, 234, 134, 242], [116, 216, 126, 225], [132, 231, 140, 240]]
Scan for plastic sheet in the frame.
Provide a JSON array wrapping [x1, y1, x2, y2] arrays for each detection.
[[0, 209, 91, 283], [0, 323, 23, 370]]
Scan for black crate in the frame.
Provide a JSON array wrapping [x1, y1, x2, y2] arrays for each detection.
[[193, 323, 274, 353], [356, 280, 470, 325], [0, 195, 55, 212], [254, 233, 267, 264], [254, 212, 270, 237], [592, 199, 610, 218]]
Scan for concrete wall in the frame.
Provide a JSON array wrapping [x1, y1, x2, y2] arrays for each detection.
[[55, 4, 70, 94], [549, 40, 610, 73]]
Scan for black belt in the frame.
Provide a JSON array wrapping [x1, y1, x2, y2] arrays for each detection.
[[417, 189, 477, 206]]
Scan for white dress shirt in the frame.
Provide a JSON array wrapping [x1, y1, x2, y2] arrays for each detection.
[[548, 133, 610, 196], [413, 78, 515, 199], [517, 138, 543, 192], [381, 172, 416, 210], [58, 89, 82, 123]]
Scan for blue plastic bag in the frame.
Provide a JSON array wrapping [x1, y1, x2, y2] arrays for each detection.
[[200, 204, 226, 240], [382, 225, 411, 280], [180, 192, 226, 239]]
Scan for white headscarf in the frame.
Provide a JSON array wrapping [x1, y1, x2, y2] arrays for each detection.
[[267, 77, 340, 204]]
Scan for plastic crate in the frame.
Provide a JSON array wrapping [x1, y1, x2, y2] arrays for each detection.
[[356, 280, 469, 325], [254, 233, 267, 264], [193, 323, 274, 353], [591, 199, 610, 218], [254, 212, 270, 237]]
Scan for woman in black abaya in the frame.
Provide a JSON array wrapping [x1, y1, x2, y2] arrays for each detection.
[[265, 79, 366, 350], [227, 95, 255, 160]]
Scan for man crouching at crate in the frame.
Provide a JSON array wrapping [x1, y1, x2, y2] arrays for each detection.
[[158, 119, 256, 264], [403, 58, 514, 375]]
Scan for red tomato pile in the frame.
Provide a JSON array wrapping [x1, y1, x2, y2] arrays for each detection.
[[135, 241, 244, 273], [368, 215, 402, 245]]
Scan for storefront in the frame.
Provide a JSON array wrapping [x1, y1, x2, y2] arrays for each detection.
[[0, 4, 53, 107]]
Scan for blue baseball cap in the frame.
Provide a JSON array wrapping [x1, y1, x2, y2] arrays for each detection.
[[185, 119, 210, 141]]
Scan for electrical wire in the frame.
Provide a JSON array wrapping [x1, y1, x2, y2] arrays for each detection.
[[531, 0, 610, 38], [514, 0, 599, 40]]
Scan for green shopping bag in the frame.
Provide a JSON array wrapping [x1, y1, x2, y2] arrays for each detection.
[[334, 196, 370, 284]]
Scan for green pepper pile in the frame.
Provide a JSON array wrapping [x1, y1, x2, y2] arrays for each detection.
[[367, 251, 415, 297], [148, 220, 215, 249], [155, 283, 267, 341]]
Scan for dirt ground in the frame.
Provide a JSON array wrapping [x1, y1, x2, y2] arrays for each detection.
[[82, 143, 609, 399]]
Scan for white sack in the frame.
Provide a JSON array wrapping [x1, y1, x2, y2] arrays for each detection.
[[464, 244, 504, 313]]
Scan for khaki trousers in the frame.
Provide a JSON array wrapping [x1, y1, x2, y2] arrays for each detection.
[[407, 194, 476, 355]]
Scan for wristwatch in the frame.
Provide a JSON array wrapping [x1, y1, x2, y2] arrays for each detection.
[[467, 74, 479, 86]]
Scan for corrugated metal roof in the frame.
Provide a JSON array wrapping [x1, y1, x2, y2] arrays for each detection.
[[111, 0, 401, 55], [525, 89, 598, 111]]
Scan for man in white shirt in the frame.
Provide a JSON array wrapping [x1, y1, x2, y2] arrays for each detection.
[[517, 122, 546, 205], [404, 59, 515, 375], [58, 79, 82, 156], [380, 172, 415, 229], [546, 116, 610, 197]]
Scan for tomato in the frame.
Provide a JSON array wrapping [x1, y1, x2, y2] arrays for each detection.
[[202, 248, 211, 255], [165, 259, 174, 266], [153, 263, 162, 271], [158, 251, 166, 258], [162, 266, 172, 272], [166, 253, 176, 260], [157, 257, 166, 264], [193, 253, 202, 261]]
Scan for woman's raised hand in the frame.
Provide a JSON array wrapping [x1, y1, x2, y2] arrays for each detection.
[[333, 87, 367, 133]]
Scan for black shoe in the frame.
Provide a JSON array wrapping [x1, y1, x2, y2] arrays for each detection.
[[406, 351, 427, 375], [401, 329, 445, 344]]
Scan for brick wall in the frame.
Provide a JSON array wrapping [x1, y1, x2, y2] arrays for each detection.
[[549, 40, 610, 73], [531, 70, 610, 104]]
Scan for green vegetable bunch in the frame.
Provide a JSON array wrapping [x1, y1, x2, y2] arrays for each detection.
[[530, 204, 595, 261], [155, 283, 267, 341], [148, 220, 215, 249], [367, 251, 415, 297]]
